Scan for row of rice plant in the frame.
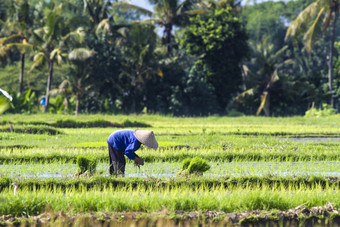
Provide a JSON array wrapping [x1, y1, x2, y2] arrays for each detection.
[[2, 185, 340, 216], [2, 175, 340, 192], [1, 142, 340, 163]]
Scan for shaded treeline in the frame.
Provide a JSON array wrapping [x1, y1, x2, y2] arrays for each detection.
[[0, 0, 339, 116]]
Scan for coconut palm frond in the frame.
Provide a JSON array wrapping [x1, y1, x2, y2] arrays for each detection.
[[63, 27, 86, 44], [268, 45, 288, 62], [48, 88, 60, 96], [282, 59, 295, 66], [116, 27, 129, 38], [303, 7, 325, 52], [256, 92, 268, 116], [177, 0, 199, 14], [96, 19, 110, 35], [285, 1, 322, 40], [6, 43, 32, 54], [183, 9, 206, 15], [113, 1, 153, 16], [50, 48, 62, 62], [59, 79, 72, 89], [0, 34, 23, 45], [68, 48, 95, 61], [234, 88, 254, 102], [269, 69, 279, 85], [30, 52, 46, 72]]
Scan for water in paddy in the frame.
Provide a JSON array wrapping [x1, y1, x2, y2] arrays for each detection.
[[1, 161, 340, 178], [281, 137, 340, 142]]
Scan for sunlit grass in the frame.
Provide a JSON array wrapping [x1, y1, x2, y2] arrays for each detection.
[[2, 184, 340, 216]]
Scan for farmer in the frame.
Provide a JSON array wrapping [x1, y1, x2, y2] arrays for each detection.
[[107, 129, 158, 176]]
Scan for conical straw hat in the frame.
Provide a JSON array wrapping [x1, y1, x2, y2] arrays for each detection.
[[134, 130, 158, 149]]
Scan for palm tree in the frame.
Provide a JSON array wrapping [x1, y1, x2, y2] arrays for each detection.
[[285, 0, 340, 107], [236, 39, 292, 116], [120, 23, 158, 113], [50, 48, 95, 115], [31, 2, 85, 113], [0, 0, 33, 94], [147, 0, 202, 52]]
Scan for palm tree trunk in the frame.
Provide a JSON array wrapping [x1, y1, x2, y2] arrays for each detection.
[[44, 59, 54, 113], [328, 11, 337, 108], [165, 23, 172, 53], [76, 94, 80, 116], [19, 53, 25, 94]]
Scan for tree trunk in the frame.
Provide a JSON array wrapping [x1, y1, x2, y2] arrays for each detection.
[[76, 94, 80, 116], [263, 93, 270, 117], [44, 59, 54, 113], [165, 23, 173, 53], [19, 53, 25, 94], [328, 10, 337, 108]]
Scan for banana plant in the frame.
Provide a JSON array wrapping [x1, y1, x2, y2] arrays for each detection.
[[0, 88, 12, 114]]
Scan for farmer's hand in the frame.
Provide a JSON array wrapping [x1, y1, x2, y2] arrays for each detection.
[[134, 156, 144, 166]]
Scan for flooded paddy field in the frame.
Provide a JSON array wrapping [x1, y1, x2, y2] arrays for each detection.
[[1, 114, 340, 226], [2, 161, 340, 178]]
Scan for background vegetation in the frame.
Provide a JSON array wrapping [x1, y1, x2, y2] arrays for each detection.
[[1, 0, 339, 116]]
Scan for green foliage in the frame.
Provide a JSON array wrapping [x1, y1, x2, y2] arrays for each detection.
[[186, 157, 210, 174], [181, 7, 249, 110], [182, 158, 191, 170], [0, 96, 10, 114], [77, 155, 89, 174], [305, 104, 337, 117], [180, 157, 210, 175], [0, 124, 60, 135], [242, 1, 286, 49], [7, 89, 36, 113]]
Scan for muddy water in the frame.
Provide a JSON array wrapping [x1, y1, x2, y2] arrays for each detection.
[[2, 161, 340, 178], [281, 137, 340, 142]]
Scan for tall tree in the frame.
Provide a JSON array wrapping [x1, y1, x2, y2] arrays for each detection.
[[0, 0, 33, 94], [285, 0, 340, 107], [148, 0, 202, 52], [181, 6, 249, 111], [50, 48, 95, 115], [31, 2, 85, 112], [120, 23, 158, 113]]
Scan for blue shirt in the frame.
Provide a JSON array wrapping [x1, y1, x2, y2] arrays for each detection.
[[107, 129, 141, 160]]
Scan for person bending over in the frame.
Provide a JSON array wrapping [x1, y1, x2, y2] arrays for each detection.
[[107, 129, 158, 176]]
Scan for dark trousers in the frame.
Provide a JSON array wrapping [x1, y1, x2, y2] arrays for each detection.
[[108, 145, 126, 176]]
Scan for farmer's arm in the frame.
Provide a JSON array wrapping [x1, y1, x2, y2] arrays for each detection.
[[134, 154, 144, 165], [125, 143, 144, 166]]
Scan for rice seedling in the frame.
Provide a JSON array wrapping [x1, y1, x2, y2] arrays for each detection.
[[178, 157, 211, 176], [75, 156, 97, 176]]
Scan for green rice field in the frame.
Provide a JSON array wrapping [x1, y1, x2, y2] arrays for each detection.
[[1, 114, 340, 226]]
